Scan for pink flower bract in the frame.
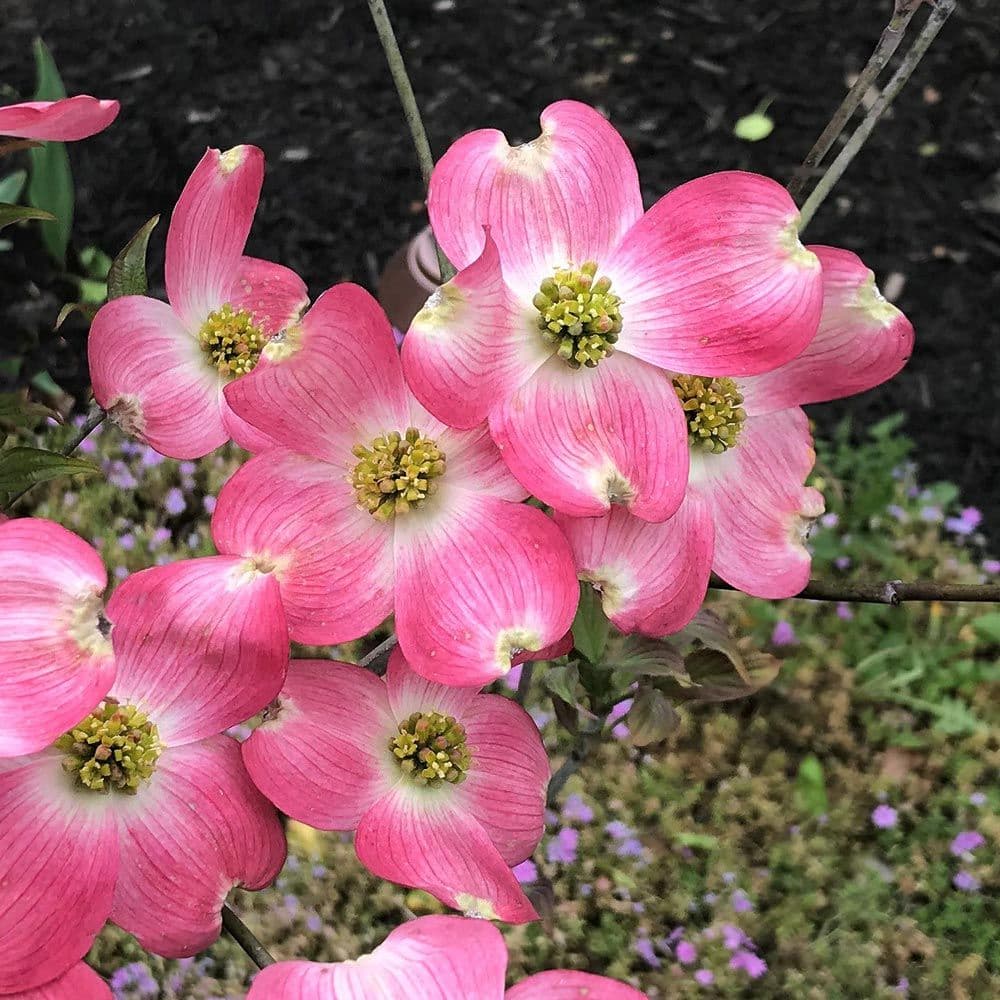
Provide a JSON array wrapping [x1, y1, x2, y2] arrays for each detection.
[[555, 246, 913, 628], [88, 145, 308, 459], [0, 518, 115, 757], [403, 100, 825, 522], [6, 963, 110, 1000], [0, 557, 288, 993], [215, 282, 578, 685], [243, 651, 548, 923], [0, 97, 119, 141], [246, 914, 648, 998]]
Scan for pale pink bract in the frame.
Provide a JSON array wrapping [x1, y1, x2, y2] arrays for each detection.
[[403, 100, 824, 522], [243, 650, 548, 923], [555, 246, 914, 629], [0, 97, 119, 141], [5, 963, 110, 1000], [0, 558, 288, 993], [246, 914, 648, 998], [215, 282, 579, 686], [88, 145, 308, 459]]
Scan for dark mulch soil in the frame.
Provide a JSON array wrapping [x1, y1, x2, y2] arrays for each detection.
[[2, 0, 998, 522]]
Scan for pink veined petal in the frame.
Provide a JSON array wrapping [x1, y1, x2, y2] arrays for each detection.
[[224, 283, 409, 463], [455, 694, 549, 865], [507, 971, 649, 999], [88, 295, 226, 459], [0, 753, 118, 994], [429, 100, 643, 300], [0, 519, 114, 757], [105, 556, 288, 745], [0, 97, 119, 141], [220, 397, 284, 455], [490, 352, 689, 521], [242, 660, 396, 830], [740, 244, 915, 415], [212, 449, 395, 645], [553, 495, 714, 637], [402, 233, 548, 429], [9, 963, 112, 1000], [699, 408, 824, 599], [384, 647, 479, 721], [607, 171, 823, 376], [112, 735, 285, 958], [165, 145, 264, 331], [246, 916, 507, 1000], [355, 787, 538, 924], [394, 494, 578, 686]]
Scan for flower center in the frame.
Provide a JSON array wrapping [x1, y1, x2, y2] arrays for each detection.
[[351, 428, 446, 521], [534, 261, 622, 369], [389, 711, 472, 787], [56, 698, 162, 794], [672, 374, 746, 454], [199, 303, 264, 378]]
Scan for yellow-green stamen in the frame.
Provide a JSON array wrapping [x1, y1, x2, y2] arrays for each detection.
[[56, 698, 161, 794], [351, 428, 446, 521], [389, 711, 472, 787], [199, 303, 265, 378], [673, 374, 746, 454], [534, 261, 622, 369]]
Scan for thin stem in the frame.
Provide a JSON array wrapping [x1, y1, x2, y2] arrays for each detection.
[[788, 2, 918, 200], [546, 723, 604, 806], [358, 632, 398, 672], [515, 661, 535, 706], [365, 0, 455, 281], [4, 403, 106, 513], [222, 903, 275, 969], [709, 574, 1000, 606], [798, 0, 956, 232]]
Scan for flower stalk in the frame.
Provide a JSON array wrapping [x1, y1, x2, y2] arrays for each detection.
[[222, 903, 275, 969]]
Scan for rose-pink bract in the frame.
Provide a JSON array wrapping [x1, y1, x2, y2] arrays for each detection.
[[403, 100, 825, 523], [88, 145, 309, 459], [5, 963, 110, 1000], [0, 97, 119, 141], [554, 246, 914, 630], [243, 650, 548, 923], [246, 914, 648, 998]]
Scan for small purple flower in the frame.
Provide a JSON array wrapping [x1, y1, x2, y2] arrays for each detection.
[[140, 445, 164, 468], [834, 555, 851, 570], [944, 507, 982, 536], [118, 532, 135, 551], [983, 560, 1000, 575], [164, 487, 186, 515], [563, 793, 595, 824], [203, 495, 217, 515], [771, 621, 797, 647], [579, 883, 592, 897], [722, 923, 746, 950], [694, 969, 715, 986], [871, 804, 898, 829], [306, 913, 323, 933], [952, 870, 980, 892], [78, 436, 97, 454], [616, 837, 646, 859], [920, 505, 942, 523], [731, 889, 754, 913], [969, 792, 987, 807], [113, 565, 129, 581], [950, 830, 985, 856], [894, 978, 909, 995], [635, 936, 661, 968], [820, 512, 839, 528], [675, 940, 697, 965], [722, 871, 736, 885], [179, 461, 197, 476], [730, 950, 768, 978], [886, 504, 907, 522], [513, 859, 538, 883], [836, 602, 854, 621], [608, 699, 633, 723], [612, 722, 630, 740], [605, 820, 633, 840], [546, 827, 578, 864]]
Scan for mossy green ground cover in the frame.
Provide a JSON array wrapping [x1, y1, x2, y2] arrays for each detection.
[[25, 415, 998, 998]]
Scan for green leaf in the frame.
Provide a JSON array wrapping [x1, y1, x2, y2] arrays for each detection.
[[0, 202, 56, 231], [28, 39, 73, 266], [666, 648, 781, 704], [733, 111, 774, 142], [972, 613, 1000, 645], [571, 583, 611, 665], [676, 609, 752, 683], [107, 215, 159, 300], [54, 301, 99, 330], [673, 831, 718, 851], [0, 447, 99, 493], [627, 688, 679, 746], [0, 170, 28, 204], [609, 634, 689, 681], [794, 754, 829, 817], [0, 393, 56, 430], [543, 663, 580, 707]]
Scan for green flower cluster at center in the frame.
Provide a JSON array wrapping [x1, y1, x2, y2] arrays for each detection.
[[389, 711, 472, 787], [672, 374, 747, 453], [534, 261, 623, 369], [199, 303, 265, 378], [56, 698, 162, 794], [352, 428, 446, 521]]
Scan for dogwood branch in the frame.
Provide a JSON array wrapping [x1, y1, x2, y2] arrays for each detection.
[[788, 0, 920, 200], [797, 0, 956, 231], [4, 403, 106, 512], [222, 902, 275, 969], [365, 0, 455, 281], [358, 632, 398, 672], [710, 575, 1000, 606], [547, 722, 605, 806]]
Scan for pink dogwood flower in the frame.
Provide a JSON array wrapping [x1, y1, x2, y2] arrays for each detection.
[[243, 650, 548, 923], [0, 97, 119, 141], [0, 558, 288, 993], [215, 282, 578, 685], [246, 914, 648, 998], [88, 145, 308, 459], [403, 100, 824, 522], [554, 246, 913, 629], [6, 964, 110, 1000], [0, 518, 114, 757]]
